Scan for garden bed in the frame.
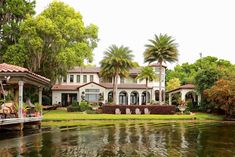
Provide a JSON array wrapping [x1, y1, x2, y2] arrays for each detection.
[[102, 105, 176, 114]]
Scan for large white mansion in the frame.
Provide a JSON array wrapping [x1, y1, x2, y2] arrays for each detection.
[[52, 63, 166, 106]]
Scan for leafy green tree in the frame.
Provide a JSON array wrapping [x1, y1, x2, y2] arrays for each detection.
[[136, 66, 157, 104], [0, 0, 35, 59], [144, 34, 179, 104], [166, 78, 181, 91], [194, 67, 222, 93], [3, 1, 98, 82], [100, 45, 136, 104]]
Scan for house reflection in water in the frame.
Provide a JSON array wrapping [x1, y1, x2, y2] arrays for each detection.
[[0, 122, 235, 156]]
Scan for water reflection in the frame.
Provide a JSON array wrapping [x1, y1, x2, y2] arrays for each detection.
[[1, 122, 235, 156]]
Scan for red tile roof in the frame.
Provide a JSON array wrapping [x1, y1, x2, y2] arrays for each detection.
[[0, 63, 28, 72], [52, 82, 152, 91], [68, 67, 141, 75], [52, 84, 81, 91], [0, 63, 50, 82], [167, 84, 195, 93], [69, 67, 100, 73]]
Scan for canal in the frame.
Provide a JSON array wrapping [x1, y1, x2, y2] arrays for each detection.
[[0, 121, 235, 156]]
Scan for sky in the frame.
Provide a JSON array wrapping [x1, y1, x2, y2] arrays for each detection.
[[36, 0, 235, 69]]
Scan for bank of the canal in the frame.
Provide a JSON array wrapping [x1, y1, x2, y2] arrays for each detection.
[[42, 110, 224, 122]]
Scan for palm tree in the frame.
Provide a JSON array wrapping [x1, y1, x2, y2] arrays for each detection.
[[136, 66, 157, 105], [100, 45, 136, 105], [144, 34, 179, 105]]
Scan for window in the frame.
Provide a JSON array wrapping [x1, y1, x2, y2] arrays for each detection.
[[132, 77, 137, 83], [83, 75, 87, 83], [85, 94, 99, 102], [85, 89, 100, 102], [90, 75, 94, 82], [85, 89, 100, 92], [77, 75, 80, 83], [70, 75, 74, 83], [63, 76, 67, 83], [120, 77, 124, 83]]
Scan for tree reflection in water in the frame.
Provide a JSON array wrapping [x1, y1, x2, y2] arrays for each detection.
[[1, 122, 235, 156]]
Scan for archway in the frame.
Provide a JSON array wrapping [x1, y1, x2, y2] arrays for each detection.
[[119, 91, 128, 105], [130, 91, 139, 105], [141, 91, 150, 105], [108, 91, 113, 103], [155, 90, 159, 101], [155, 90, 165, 103], [185, 91, 198, 109]]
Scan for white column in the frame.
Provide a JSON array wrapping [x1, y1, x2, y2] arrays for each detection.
[[127, 92, 130, 105], [198, 93, 201, 106], [138, 92, 142, 105], [117, 91, 119, 105], [181, 91, 186, 101], [38, 87, 43, 105], [18, 81, 24, 118], [169, 93, 172, 105]]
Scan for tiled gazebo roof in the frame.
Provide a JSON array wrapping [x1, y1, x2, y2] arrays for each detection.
[[0, 63, 50, 86], [167, 84, 195, 93]]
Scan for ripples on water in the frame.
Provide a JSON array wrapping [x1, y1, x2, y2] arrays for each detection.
[[0, 122, 235, 157]]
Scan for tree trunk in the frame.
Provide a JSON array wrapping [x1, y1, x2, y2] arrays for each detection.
[[159, 62, 162, 105], [146, 78, 148, 105], [113, 73, 118, 105]]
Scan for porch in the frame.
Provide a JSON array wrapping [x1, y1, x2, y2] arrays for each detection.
[[0, 63, 50, 130]]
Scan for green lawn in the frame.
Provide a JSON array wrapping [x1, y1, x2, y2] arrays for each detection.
[[42, 110, 224, 121]]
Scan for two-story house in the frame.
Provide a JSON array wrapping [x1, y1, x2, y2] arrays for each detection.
[[52, 63, 166, 106]]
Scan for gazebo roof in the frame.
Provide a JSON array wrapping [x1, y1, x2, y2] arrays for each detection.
[[0, 63, 50, 87], [167, 84, 195, 93]]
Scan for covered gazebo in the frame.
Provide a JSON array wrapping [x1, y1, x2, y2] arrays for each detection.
[[0, 63, 50, 129], [168, 84, 201, 106]]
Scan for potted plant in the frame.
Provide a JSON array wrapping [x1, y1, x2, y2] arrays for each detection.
[[22, 103, 29, 117], [34, 103, 42, 117], [178, 99, 187, 114], [14, 103, 28, 118]]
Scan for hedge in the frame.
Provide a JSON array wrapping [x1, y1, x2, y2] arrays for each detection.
[[67, 105, 80, 112], [102, 105, 176, 114]]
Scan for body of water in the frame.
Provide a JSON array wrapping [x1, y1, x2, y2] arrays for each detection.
[[0, 121, 235, 157]]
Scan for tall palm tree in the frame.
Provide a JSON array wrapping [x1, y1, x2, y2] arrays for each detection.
[[144, 34, 179, 105], [100, 45, 136, 105], [136, 66, 157, 105]]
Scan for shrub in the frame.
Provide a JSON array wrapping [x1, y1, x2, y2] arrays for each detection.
[[67, 105, 80, 112], [79, 101, 91, 111], [71, 101, 79, 106]]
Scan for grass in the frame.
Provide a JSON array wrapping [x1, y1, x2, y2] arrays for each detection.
[[42, 110, 224, 121]]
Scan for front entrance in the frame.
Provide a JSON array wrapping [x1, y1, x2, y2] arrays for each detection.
[[61, 93, 77, 107]]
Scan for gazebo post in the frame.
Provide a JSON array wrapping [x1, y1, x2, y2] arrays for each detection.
[[181, 91, 186, 102], [38, 87, 43, 105], [18, 81, 24, 118], [197, 93, 201, 106], [169, 93, 172, 105]]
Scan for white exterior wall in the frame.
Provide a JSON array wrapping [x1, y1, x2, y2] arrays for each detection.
[[79, 83, 106, 103], [52, 90, 79, 104], [52, 66, 166, 105], [60, 73, 99, 85]]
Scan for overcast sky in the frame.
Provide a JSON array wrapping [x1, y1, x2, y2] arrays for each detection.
[[36, 0, 235, 69]]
